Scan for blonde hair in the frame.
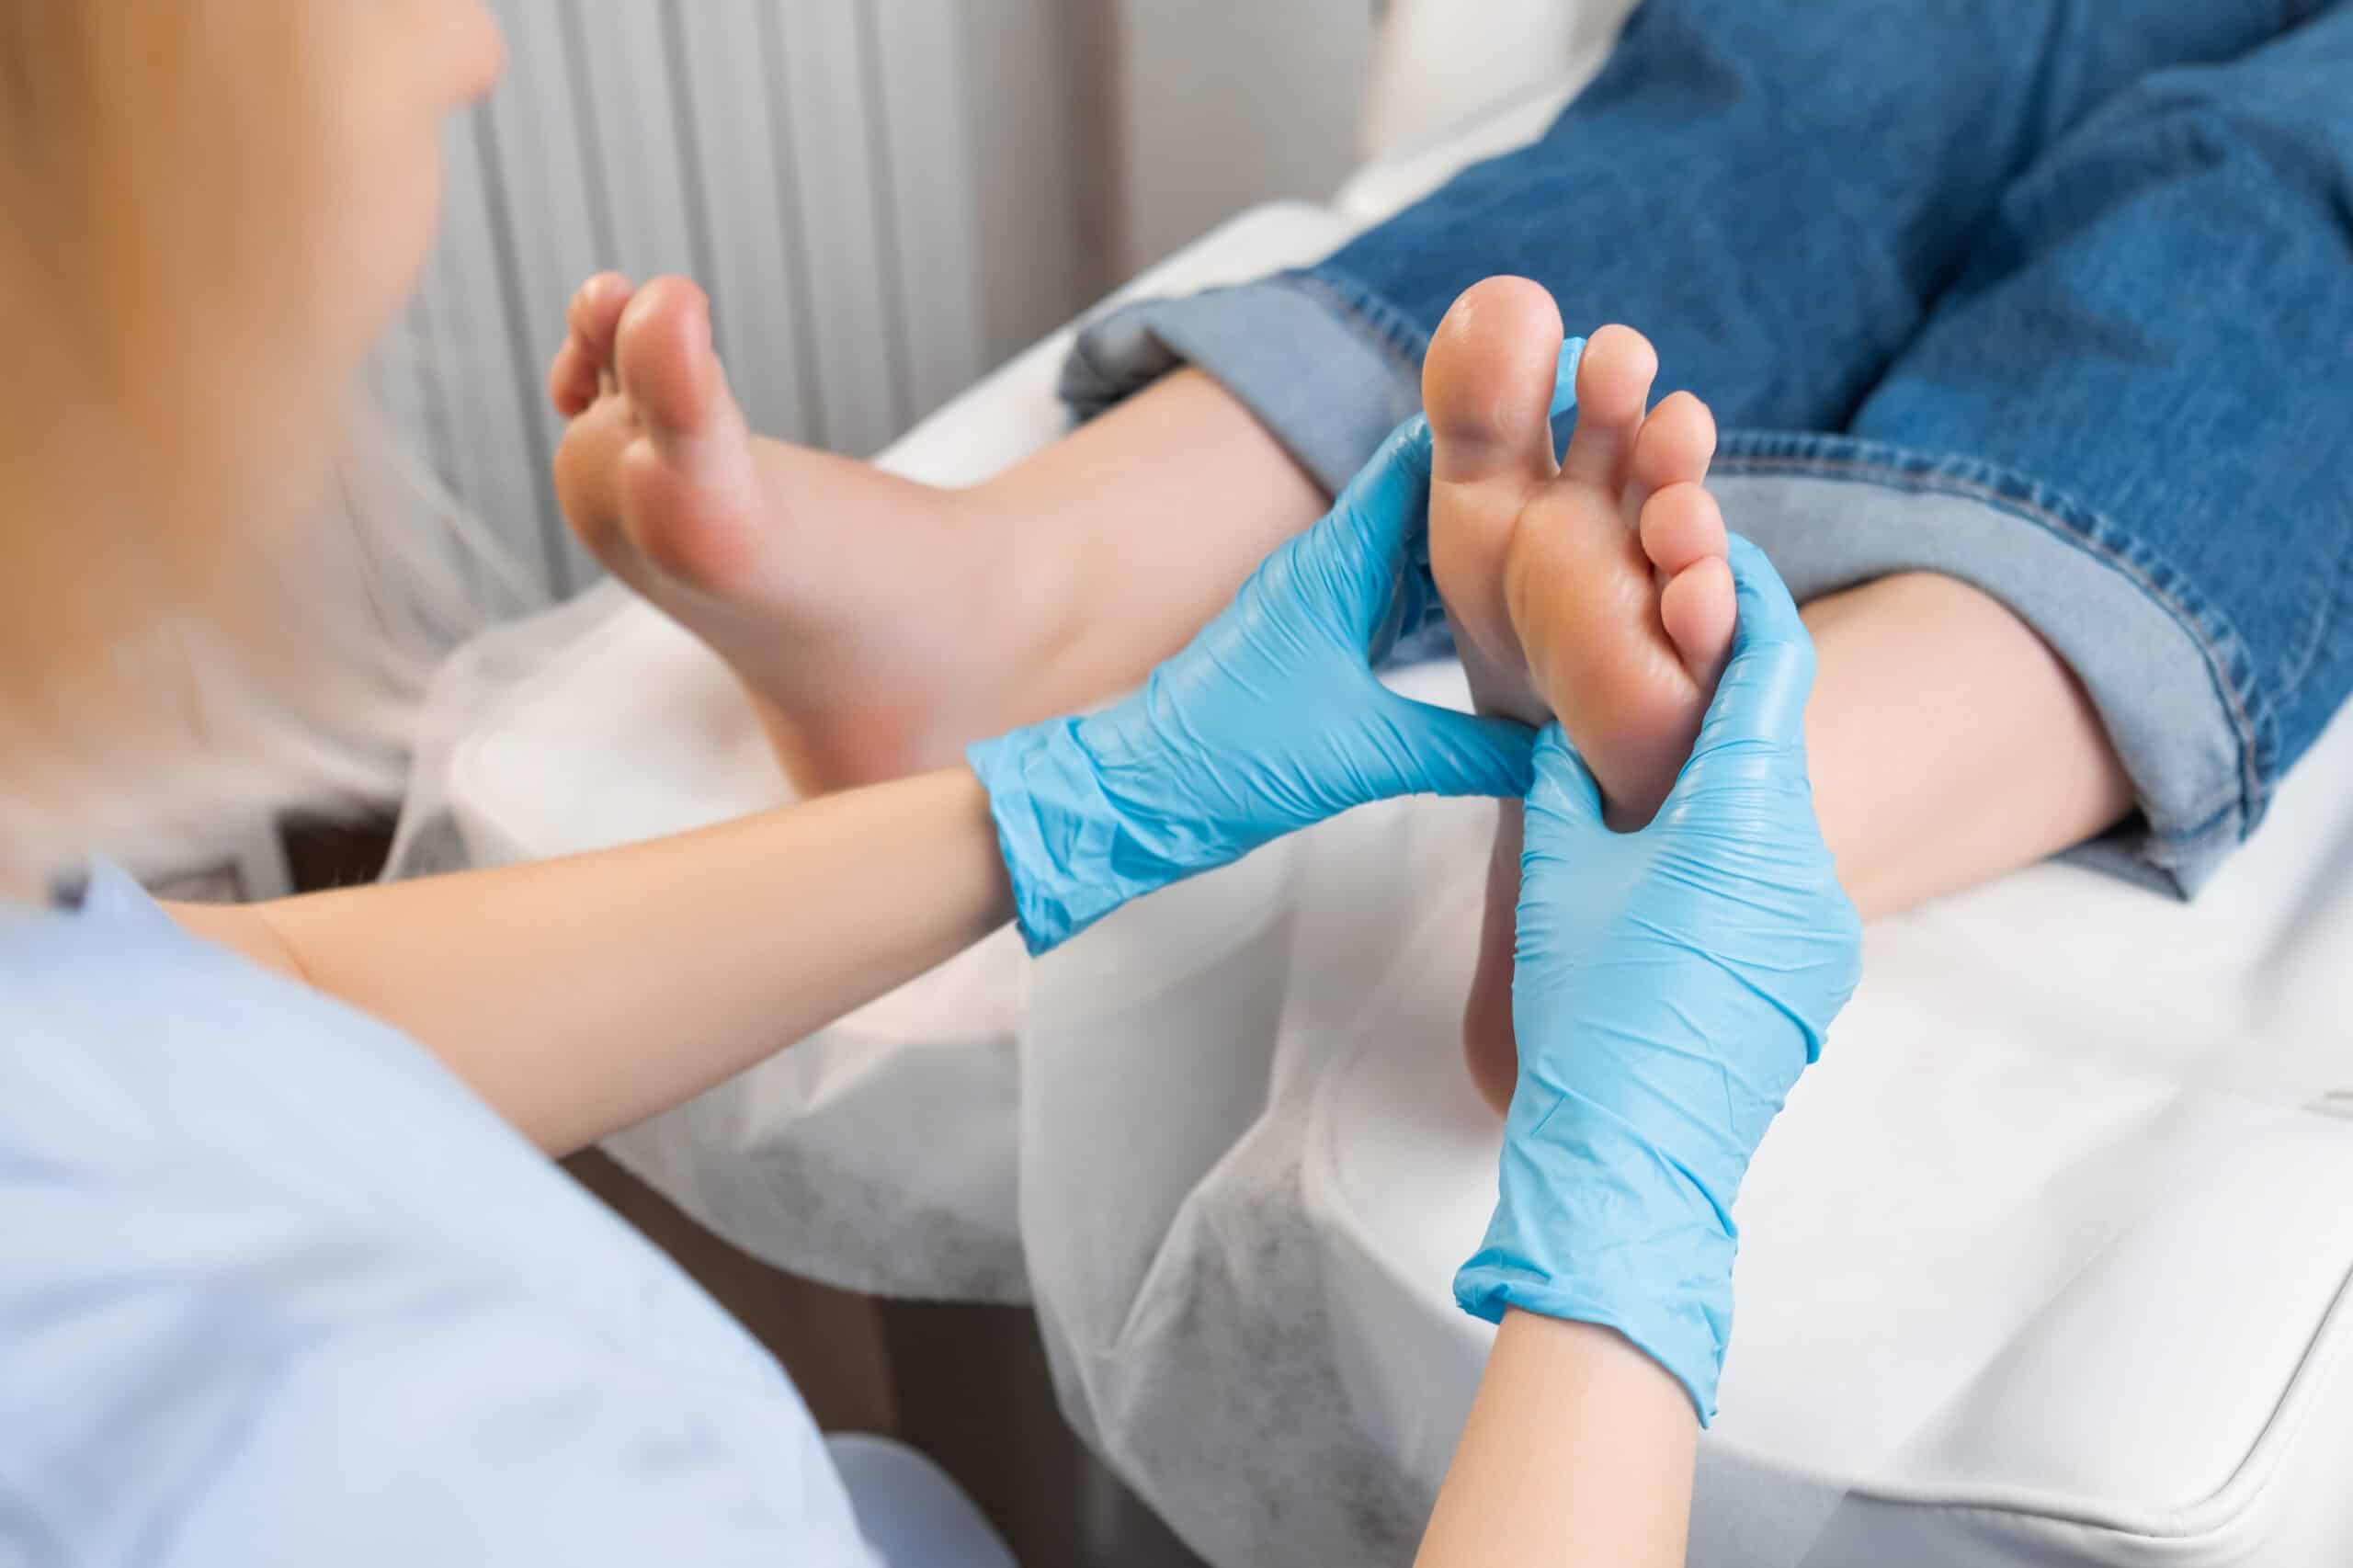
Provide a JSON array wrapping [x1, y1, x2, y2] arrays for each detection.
[[0, 4, 521, 894]]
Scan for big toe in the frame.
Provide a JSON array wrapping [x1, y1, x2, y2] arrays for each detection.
[[616, 276, 734, 448], [1423, 276, 1566, 488], [571, 272, 634, 364]]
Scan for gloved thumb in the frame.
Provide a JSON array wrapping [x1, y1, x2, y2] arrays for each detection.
[[1364, 687, 1540, 801], [1677, 534, 1814, 779], [1333, 415, 1434, 591], [1549, 335, 1587, 419], [1521, 722, 1607, 840]]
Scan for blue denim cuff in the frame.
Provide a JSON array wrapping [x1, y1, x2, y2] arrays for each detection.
[[1060, 270, 1427, 497], [1711, 433, 2263, 895]]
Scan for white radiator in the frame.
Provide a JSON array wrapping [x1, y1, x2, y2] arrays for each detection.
[[379, 0, 991, 599]]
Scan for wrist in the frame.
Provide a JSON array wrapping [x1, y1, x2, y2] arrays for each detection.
[[965, 717, 1186, 955], [1456, 1090, 1739, 1423]]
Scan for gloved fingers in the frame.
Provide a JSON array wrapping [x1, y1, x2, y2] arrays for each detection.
[[1336, 413, 1437, 552], [1362, 555, 1419, 669], [1330, 415, 1438, 643], [1365, 689, 1540, 801], [1550, 335, 1588, 421], [1677, 534, 1815, 774], [1520, 722, 1607, 841]]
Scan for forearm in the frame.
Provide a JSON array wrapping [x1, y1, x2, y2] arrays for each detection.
[[174, 768, 1011, 1154], [1415, 1312, 1697, 1568]]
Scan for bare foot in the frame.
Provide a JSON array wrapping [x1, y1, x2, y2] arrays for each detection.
[[1424, 278, 1734, 1114], [549, 273, 1063, 792]]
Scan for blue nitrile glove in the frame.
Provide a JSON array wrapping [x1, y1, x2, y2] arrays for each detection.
[[1454, 536, 1862, 1423], [968, 346, 1581, 955]]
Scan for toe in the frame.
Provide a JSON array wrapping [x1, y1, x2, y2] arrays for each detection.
[[1659, 552, 1735, 688], [615, 276, 727, 444], [551, 273, 634, 417], [568, 271, 634, 366], [1559, 324, 1659, 488], [1637, 481, 1726, 578], [549, 338, 595, 417], [1425, 278, 1566, 703], [602, 277, 768, 597], [1643, 482, 1732, 684], [1629, 391, 1717, 499], [1422, 277, 1566, 489]]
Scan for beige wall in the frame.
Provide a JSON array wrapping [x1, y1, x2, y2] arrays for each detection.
[[963, 0, 1379, 341], [1105, 0, 1376, 275], [962, 0, 1117, 364]]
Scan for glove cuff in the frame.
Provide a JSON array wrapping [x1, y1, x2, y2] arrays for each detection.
[[967, 720, 1165, 956], [1455, 1095, 1739, 1424]]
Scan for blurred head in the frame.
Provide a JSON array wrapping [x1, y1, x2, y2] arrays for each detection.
[[0, 0, 505, 893]]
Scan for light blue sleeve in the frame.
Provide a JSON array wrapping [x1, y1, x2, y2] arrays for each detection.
[[0, 864, 882, 1567]]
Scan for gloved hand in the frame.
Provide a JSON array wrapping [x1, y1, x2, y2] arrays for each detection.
[[1454, 536, 1862, 1423], [968, 358, 1578, 954]]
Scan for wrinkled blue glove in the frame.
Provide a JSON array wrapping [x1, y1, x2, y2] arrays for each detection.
[[1454, 536, 1862, 1423], [967, 370, 1578, 955]]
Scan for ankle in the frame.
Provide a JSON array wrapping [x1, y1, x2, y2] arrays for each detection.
[[947, 473, 1106, 721]]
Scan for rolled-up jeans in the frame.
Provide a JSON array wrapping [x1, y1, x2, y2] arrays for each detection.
[[1064, 0, 2353, 892]]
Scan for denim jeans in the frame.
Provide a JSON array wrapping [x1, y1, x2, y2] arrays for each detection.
[[1063, 0, 2353, 892]]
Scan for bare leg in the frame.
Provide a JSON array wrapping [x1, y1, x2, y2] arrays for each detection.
[[550, 274, 1323, 792], [1803, 572, 2133, 920]]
